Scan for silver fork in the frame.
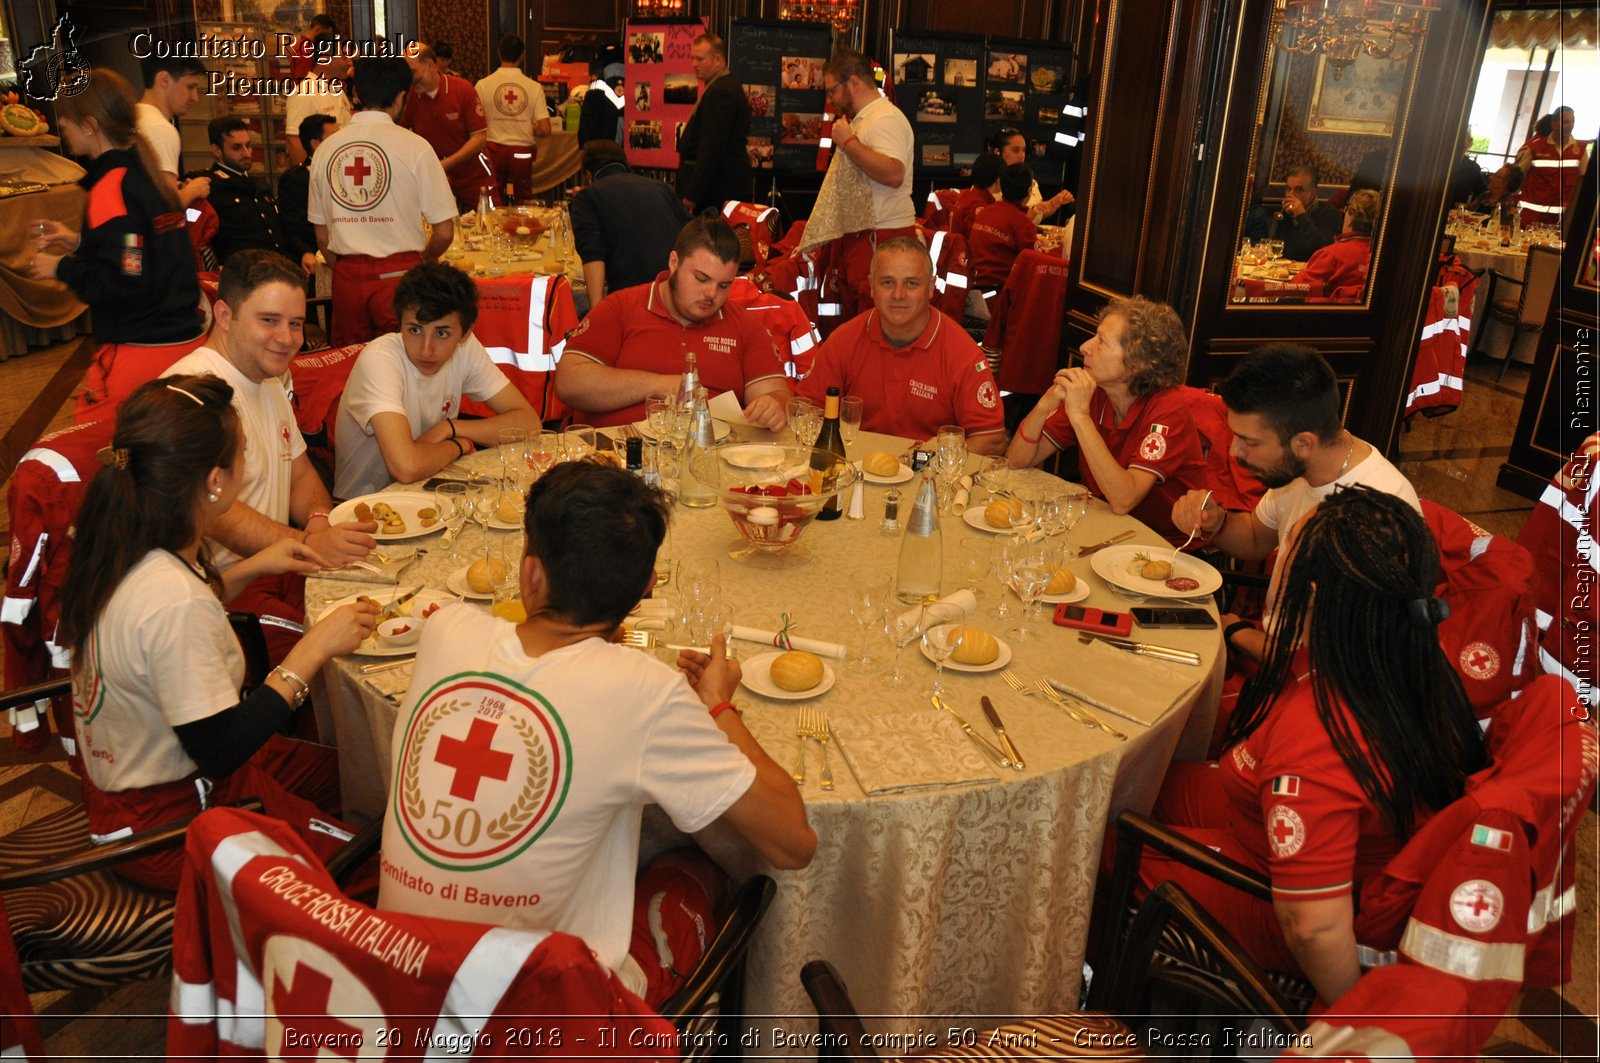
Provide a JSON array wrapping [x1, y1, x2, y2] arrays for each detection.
[[792, 713, 808, 787], [1000, 669, 1035, 697], [813, 710, 835, 792], [1035, 679, 1126, 741], [619, 629, 657, 649]]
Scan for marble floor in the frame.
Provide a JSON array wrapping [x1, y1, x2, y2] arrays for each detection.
[[0, 340, 1592, 1059]]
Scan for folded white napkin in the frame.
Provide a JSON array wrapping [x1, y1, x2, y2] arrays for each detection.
[[953, 474, 974, 510], [1047, 638, 1201, 726], [729, 624, 846, 659], [831, 710, 1000, 795], [896, 589, 978, 629]]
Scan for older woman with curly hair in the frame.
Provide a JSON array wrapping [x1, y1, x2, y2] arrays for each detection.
[[1007, 295, 1209, 542]]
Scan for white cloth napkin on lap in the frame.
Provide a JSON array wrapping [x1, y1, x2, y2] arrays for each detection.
[[729, 625, 846, 659], [831, 710, 999, 795], [1048, 638, 1200, 726]]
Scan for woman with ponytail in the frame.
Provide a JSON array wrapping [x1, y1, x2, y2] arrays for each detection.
[[27, 68, 206, 420], [57, 375, 376, 889], [1142, 486, 1487, 1005]]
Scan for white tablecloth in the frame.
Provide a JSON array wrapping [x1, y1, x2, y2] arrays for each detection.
[[309, 429, 1223, 1038], [1450, 228, 1562, 365]]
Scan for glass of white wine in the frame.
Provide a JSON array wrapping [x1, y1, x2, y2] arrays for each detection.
[[839, 395, 864, 451]]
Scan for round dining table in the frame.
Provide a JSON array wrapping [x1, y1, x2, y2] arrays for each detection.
[[307, 426, 1224, 1043]]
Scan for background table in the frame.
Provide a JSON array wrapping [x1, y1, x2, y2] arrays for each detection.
[[1447, 224, 1564, 365], [309, 430, 1223, 1040]]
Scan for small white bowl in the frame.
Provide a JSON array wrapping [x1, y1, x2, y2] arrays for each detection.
[[377, 616, 424, 647]]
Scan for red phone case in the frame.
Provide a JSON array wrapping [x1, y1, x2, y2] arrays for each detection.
[[1051, 603, 1134, 637]]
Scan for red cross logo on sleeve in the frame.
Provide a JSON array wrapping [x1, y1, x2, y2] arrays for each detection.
[[343, 154, 372, 187], [1266, 803, 1305, 857], [270, 963, 363, 1058], [1460, 641, 1500, 680], [434, 718, 514, 800], [1449, 879, 1504, 932]]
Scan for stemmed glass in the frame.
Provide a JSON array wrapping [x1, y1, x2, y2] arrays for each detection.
[[839, 395, 864, 452], [686, 595, 733, 648], [645, 395, 672, 442], [883, 598, 924, 688], [1009, 545, 1054, 642], [433, 481, 468, 564], [787, 397, 820, 446], [528, 431, 558, 479], [846, 571, 889, 671], [676, 559, 721, 630], [990, 535, 1023, 619], [1007, 490, 1038, 538], [958, 536, 992, 600], [1060, 487, 1088, 557], [936, 425, 966, 511], [467, 474, 499, 563], [978, 455, 1009, 500], [561, 424, 595, 461], [921, 602, 966, 701], [666, 402, 693, 457]]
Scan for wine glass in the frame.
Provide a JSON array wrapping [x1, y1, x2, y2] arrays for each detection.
[[921, 602, 965, 701], [433, 481, 468, 564], [847, 571, 889, 671], [883, 599, 924, 688], [676, 559, 721, 628], [1060, 487, 1089, 557], [958, 536, 992, 601], [978, 455, 1009, 500], [467, 474, 500, 562], [528, 431, 558, 479], [839, 395, 864, 450], [787, 397, 820, 446], [1007, 490, 1038, 538], [666, 402, 693, 456], [561, 424, 595, 461], [1009, 553, 1053, 642], [645, 396, 672, 441], [990, 535, 1023, 619]]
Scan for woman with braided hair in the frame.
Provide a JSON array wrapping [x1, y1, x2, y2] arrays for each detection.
[[56, 375, 377, 889], [1141, 485, 1487, 1005]]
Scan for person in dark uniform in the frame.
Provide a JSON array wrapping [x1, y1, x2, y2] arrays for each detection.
[[675, 33, 752, 215], [199, 116, 286, 264], [579, 60, 626, 148], [276, 113, 339, 278]]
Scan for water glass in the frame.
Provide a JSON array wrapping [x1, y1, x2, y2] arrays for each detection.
[[958, 536, 992, 600], [434, 481, 468, 564], [839, 395, 865, 449], [467, 474, 500, 560], [847, 571, 890, 671], [1010, 556, 1053, 642], [561, 424, 596, 461], [686, 595, 733, 647], [884, 598, 924, 688], [1060, 487, 1089, 556], [921, 602, 966, 700]]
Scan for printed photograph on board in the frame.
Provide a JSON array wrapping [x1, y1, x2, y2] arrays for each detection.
[[985, 88, 1024, 122], [894, 53, 935, 84], [944, 58, 978, 87], [781, 112, 825, 144], [781, 57, 823, 90], [916, 90, 957, 123], [628, 32, 664, 64], [627, 119, 663, 150], [746, 84, 777, 119], [663, 73, 699, 106], [747, 136, 774, 169], [988, 52, 1028, 85]]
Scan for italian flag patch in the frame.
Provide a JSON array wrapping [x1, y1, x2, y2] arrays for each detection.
[[1270, 775, 1300, 797], [1471, 824, 1513, 851]]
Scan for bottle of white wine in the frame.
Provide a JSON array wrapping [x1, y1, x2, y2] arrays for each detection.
[[895, 467, 942, 603], [813, 387, 847, 521]]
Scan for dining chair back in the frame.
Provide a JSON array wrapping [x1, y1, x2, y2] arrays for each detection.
[[983, 249, 1071, 396], [724, 277, 822, 381], [925, 227, 971, 321], [920, 187, 965, 231], [721, 200, 783, 266], [462, 272, 580, 423], [1469, 244, 1562, 379]]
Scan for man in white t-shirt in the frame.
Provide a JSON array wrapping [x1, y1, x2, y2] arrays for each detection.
[[1172, 344, 1420, 663], [308, 57, 457, 347], [135, 55, 211, 207], [334, 262, 538, 497], [167, 250, 377, 660], [820, 50, 917, 320], [284, 36, 352, 167], [380, 461, 814, 1006], [475, 34, 550, 203]]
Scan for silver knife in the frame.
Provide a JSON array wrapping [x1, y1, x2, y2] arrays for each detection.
[[376, 586, 422, 623], [1078, 631, 1202, 666], [979, 696, 1025, 771], [931, 695, 1012, 769], [1076, 529, 1137, 555]]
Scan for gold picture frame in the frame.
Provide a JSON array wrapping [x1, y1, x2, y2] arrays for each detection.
[[1306, 51, 1407, 137]]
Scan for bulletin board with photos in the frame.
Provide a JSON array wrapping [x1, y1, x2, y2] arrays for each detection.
[[984, 36, 1074, 188], [890, 30, 987, 179], [623, 16, 708, 170], [728, 18, 836, 177]]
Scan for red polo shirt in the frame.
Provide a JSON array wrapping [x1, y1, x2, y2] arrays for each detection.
[[968, 199, 1036, 291], [1041, 386, 1208, 541], [798, 308, 1004, 443], [404, 74, 487, 164], [563, 274, 788, 428]]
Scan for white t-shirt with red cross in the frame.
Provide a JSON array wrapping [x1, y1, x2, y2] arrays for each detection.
[[333, 331, 511, 497], [379, 605, 755, 998], [476, 67, 548, 147], [307, 110, 457, 258]]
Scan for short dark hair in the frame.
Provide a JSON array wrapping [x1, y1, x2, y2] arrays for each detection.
[[351, 56, 412, 111], [581, 139, 629, 175], [498, 34, 526, 63], [216, 249, 304, 309], [207, 115, 248, 149], [393, 262, 479, 331], [999, 162, 1032, 203], [297, 113, 338, 154], [823, 50, 874, 87], [434, 41, 453, 62], [140, 55, 206, 89], [970, 151, 1003, 189], [309, 14, 336, 32], [1285, 164, 1319, 186], [1218, 343, 1342, 446], [988, 127, 1023, 153], [694, 33, 727, 61], [673, 215, 740, 265], [522, 462, 669, 627]]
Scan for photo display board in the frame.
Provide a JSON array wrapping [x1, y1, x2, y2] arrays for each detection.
[[890, 31, 987, 177], [729, 18, 836, 177], [623, 16, 708, 169], [985, 36, 1075, 186]]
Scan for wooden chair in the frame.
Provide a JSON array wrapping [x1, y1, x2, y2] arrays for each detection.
[[1467, 243, 1562, 380], [800, 959, 1147, 1062]]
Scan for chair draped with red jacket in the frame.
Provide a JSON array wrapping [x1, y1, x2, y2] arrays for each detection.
[[982, 249, 1071, 394]]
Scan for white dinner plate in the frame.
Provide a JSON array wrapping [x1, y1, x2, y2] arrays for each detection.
[[919, 625, 1013, 673], [316, 587, 454, 656], [1039, 578, 1093, 605], [721, 444, 789, 470], [962, 505, 1020, 534], [1090, 544, 1223, 599], [862, 461, 913, 485], [329, 491, 443, 541], [633, 418, 732, 443], [446, 565, 497, 600], [740, 651, 836, 701]]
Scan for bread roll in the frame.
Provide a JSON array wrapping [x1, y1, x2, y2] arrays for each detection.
[[467, 557, 508, 593], [951, 626, 1000, 665], [494, 497, 519, 524], [863, 451, 900, 477], [985, 498, 1021, 528], [770, 650, 824, 691], [1045, 567, 1076, 596]]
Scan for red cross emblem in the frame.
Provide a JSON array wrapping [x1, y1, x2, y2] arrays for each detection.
[[504, 89, 519, 106], [343, 154, 372, 186], [1266, 804, 1304, 857], [435, 717, 514, 800], [269, 962, 364, 1058], [329, 141, 392, 212], [1449, 878, 1503, 932], [1138, 430, 1167, 462], [1459, 640, 1500, 680]]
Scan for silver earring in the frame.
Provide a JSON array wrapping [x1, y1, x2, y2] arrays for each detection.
[[207, 491, 219, 503]]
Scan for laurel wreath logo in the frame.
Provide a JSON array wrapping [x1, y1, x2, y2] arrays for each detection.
[[486, 713, 548, 841], [401, 699, 459, 820]]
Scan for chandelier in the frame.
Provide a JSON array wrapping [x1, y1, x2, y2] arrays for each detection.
[[777, 0, 861, 36], [1272, 0, 1436, 79]]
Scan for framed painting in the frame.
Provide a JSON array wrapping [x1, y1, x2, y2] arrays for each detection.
[[1306, 50, 1407, 136]]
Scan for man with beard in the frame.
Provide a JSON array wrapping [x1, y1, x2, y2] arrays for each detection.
[[555, 216, 792, 429], [1171, 344, 1418, 661]]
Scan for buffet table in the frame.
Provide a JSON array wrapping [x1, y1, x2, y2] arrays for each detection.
[[308, 429, 1223, 1038]]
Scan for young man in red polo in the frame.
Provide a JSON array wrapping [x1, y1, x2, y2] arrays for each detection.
[[404, 42, 491, 212], [967, 162, 1038, 320], [555, 216, 792, 430]]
